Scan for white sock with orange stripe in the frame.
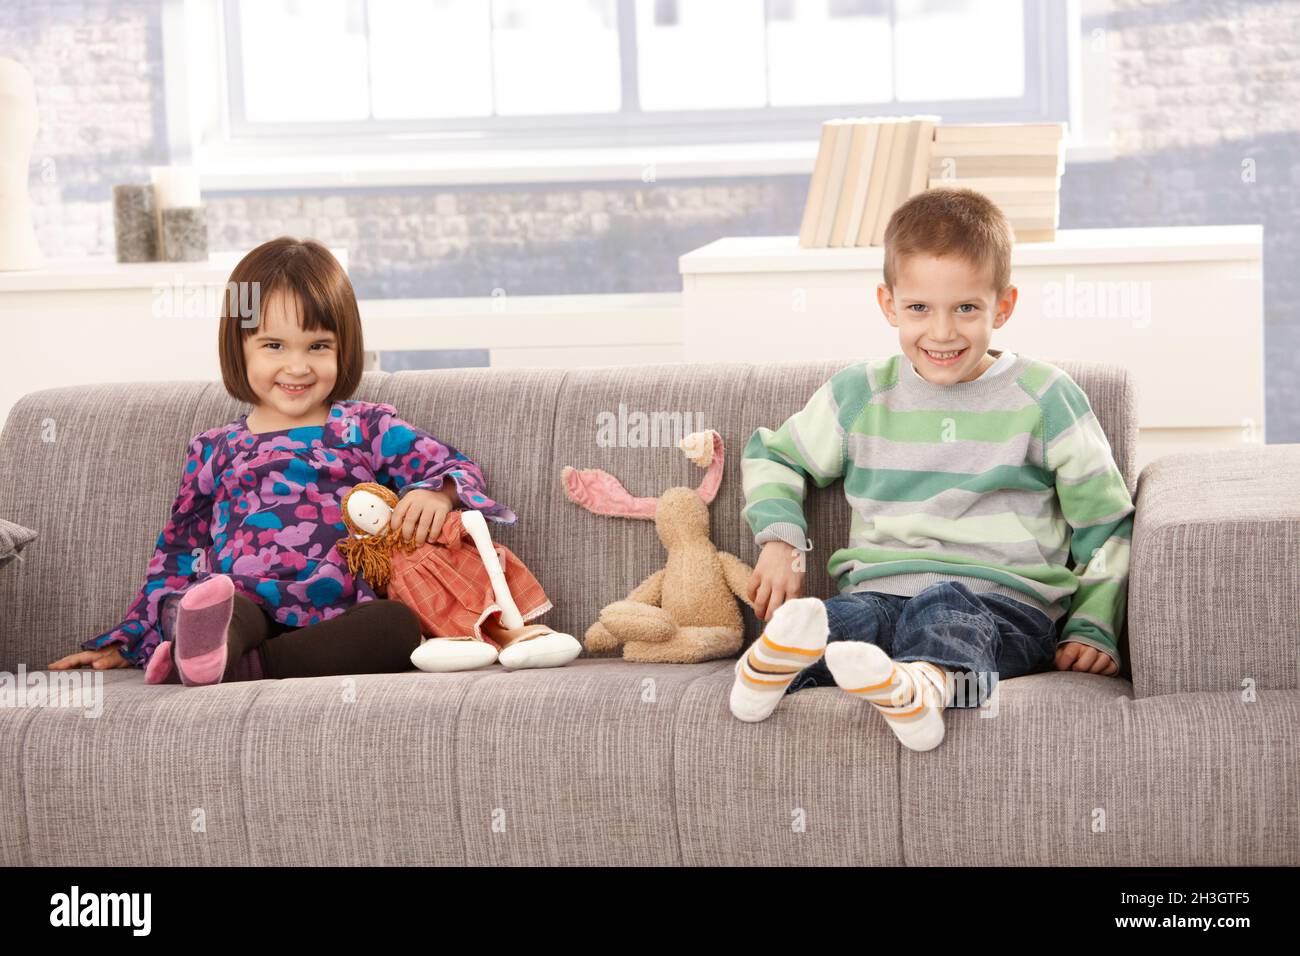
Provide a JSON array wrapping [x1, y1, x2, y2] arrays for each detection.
[[824, 642, 953, 752], [729, 597, 828, 722]]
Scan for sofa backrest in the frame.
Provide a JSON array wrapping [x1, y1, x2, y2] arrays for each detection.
[[0, 358, 1138, 674]]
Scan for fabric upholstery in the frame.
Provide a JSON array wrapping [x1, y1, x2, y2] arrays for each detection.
[[1, 361, 1294, 866]]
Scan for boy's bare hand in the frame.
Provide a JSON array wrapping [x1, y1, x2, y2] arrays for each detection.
[[48, 647, 128, 670], [747, 541, 807, 622], [1055, 641, 1118, 676]]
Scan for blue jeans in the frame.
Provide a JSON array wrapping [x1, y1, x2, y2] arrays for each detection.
[[785, 581, 1059, 708]]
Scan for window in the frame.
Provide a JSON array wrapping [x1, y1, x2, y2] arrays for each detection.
[[221, 0, 1069, 149]]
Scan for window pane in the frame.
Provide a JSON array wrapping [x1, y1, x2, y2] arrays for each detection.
[[368, 0, 493, 119], [491, 0, 621, 116], [767, 0, 892, 107], [894, 0, 1024, 101], [637, 0, 767, 111], [238, 0, 370, 122]]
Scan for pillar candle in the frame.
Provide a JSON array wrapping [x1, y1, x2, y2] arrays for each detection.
[[150, 166, 201, 209], [150, 166, 201, 259], [161, 206, 208, 262], [112, 183, 158, 262]]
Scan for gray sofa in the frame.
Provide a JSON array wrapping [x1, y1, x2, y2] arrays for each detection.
[[1, 362, 1296, 866]]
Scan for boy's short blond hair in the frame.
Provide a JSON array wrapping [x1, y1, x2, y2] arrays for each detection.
[[882, 186, 1014, 295]]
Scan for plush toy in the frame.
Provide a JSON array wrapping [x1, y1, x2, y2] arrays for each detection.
[[336, 482, 580, 672], [561, 430, 754, 663]]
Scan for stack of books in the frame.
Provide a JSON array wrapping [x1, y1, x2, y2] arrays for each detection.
[[927, 122, 1066, 242], [798, 115, 940, 249], [797, 118, 1067, 247]]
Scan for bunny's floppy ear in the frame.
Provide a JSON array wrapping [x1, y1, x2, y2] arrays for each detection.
[[680, 430, 725, 505], [561, 465, 658, 519]]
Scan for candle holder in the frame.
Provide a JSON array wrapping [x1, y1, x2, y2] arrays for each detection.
[[112, 184, 158, 262], [161, 206, 208, 262]]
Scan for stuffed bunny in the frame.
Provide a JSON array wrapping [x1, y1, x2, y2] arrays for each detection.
[[337, 482, 580, 672], [561, 430, 754, 663]]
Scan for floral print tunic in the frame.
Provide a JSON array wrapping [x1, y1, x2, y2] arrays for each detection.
[[81, 399, 517, 668]]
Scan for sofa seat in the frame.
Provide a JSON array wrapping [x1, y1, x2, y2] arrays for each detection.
[[6, 660, 1293, 866]]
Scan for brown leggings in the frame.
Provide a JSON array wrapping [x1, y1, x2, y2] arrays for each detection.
[[217, 592, 424, 680]]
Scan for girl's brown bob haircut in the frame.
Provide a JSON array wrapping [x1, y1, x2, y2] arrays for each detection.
[[218, 237, 364, 406], [882, 186, 1013, 296]]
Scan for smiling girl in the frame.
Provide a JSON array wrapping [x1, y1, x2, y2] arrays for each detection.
[[51, 237, 516, 685]]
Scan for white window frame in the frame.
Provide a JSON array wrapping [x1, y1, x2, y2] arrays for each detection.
[[163, 0, 1114, 190]]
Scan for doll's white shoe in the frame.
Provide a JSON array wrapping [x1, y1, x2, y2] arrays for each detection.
[[411, 637, 499, 672], [497, 628, 582, 670]]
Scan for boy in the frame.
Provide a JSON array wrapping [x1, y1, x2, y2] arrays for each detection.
[[731, 186, 1135, 752]]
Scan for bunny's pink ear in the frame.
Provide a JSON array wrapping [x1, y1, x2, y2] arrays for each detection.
[[681, 430, 725, 505], [561, 465, 657, 519]]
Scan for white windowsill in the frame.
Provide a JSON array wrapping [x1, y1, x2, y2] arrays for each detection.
[[196, 138, 1117, 192]]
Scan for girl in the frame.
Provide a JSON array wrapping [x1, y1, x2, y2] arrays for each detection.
[[48, 237, 516, 685]]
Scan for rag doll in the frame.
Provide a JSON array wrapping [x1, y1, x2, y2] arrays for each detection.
[[337, 482, 580, 672]]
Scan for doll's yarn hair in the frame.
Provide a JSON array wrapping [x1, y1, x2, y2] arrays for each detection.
[[336, 482, 420, 591]]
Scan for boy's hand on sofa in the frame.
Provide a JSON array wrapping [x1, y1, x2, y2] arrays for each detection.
[[748, 541, 806, 622], [48, 647, 128, 670], [1055, 641, 1119, 676]]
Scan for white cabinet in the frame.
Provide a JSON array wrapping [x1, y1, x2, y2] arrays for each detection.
[[0, 250, 347, 429]]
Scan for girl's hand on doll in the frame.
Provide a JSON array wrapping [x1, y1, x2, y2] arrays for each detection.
[[390, 486, 459, 544], [1054, 640, 1118, 676], [48, 647, 128, 670]]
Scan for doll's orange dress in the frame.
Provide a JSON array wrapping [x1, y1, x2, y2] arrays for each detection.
[[385, 510, 552, 651]]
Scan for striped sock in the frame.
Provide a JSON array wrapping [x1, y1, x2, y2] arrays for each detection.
[[824, 641, 952, 752], [144, 640, 262, 684], [729, 597, 828, 722], [174, 574, 236, 687]]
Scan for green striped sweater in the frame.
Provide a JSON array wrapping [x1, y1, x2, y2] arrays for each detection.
[[741, 349, 1135, 669]]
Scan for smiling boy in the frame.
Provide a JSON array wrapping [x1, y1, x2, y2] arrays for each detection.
[[731, 186, 1135, 752]]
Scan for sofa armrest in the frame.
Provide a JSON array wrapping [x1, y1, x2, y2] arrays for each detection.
[[1128, 444, 1300, 698]]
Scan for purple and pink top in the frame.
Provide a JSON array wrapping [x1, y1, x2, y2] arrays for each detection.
[[80, 399, 516, 668]]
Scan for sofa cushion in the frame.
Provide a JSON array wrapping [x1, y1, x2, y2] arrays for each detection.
[[1129, 444, 1300, 696], [9, 660, 735, 865], [901, 672, 1300, 866], [9, 663, 1294, 865]]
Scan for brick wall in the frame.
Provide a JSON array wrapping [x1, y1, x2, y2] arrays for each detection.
[[3, 0, 1296, 438], [3, 0, 166, 255], [1060, 0, 1300, 444]]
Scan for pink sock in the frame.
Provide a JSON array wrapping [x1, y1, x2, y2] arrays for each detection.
[[174, 575, 236, 686], [146, 640, 263, 684], [144, 640, 181, 685]]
